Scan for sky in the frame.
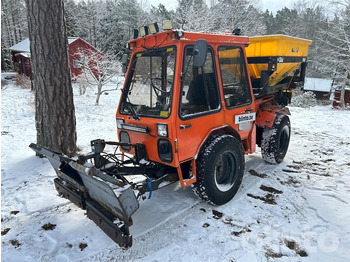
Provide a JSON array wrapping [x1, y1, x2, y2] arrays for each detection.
[[147, 0, 295, 13]]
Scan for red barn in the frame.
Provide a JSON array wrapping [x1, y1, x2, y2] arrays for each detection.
[[9, 37, 102, 81]]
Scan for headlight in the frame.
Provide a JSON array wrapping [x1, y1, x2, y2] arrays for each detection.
[[157, 123, 168, 137], [116, 118, 124, 129]]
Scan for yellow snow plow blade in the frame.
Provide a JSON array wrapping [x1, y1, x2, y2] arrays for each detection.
[[246, 35, 312, 86]]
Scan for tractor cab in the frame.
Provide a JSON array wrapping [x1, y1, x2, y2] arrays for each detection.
[[117, 27, 254, 181]]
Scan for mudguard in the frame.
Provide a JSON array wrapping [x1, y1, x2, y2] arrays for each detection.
[[255, 104, 290, 129]]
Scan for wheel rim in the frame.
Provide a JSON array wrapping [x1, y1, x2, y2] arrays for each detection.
[[214, 151, 238, 192], [279, 125, 290, 155]]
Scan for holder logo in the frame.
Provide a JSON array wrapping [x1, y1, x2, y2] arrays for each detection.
[[235, 113, 256, 124]]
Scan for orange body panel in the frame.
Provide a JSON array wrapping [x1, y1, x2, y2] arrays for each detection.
[[255, 103, 291, 128]]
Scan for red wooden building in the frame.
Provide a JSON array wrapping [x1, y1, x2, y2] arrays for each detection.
[[9, 37, 102, 81], [333, 89, 350, 107]]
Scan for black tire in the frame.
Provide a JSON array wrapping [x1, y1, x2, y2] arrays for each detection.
[[192, 135, 245, 205], [261, 114, 291, 164]]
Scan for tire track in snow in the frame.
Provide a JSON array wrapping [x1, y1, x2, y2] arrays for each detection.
[[87, 157, 268, 261]]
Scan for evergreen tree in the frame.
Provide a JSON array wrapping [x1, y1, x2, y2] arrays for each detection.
[[64, 0, 78, 37], [262, 10, 275, 34], [150, 3, 174, 21], [274, 7, 299, 36], [1, 0, 28, 71]]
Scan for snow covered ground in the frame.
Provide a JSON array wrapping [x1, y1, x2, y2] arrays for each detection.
[[1, 75, 350, 262]]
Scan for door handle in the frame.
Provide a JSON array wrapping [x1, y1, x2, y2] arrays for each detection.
[[245, 108, 254, 112], [180, 124, 192, 129]]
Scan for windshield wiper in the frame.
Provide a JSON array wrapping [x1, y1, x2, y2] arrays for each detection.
[[128, 103, 140, 120], [122, 89, 140, 120]]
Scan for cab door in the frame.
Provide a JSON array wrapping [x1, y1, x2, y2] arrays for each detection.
[[217, 46, 256, 144], [176, 45, 224, 162]]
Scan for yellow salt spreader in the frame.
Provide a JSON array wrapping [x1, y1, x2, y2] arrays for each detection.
[[246, 35, 312, 99]]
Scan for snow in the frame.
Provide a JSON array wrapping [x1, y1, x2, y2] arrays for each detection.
[[304, 77, 333, 93], [8, 38, 30, 52], [8, 37, 80, 53], [2, 75, 350, 261]]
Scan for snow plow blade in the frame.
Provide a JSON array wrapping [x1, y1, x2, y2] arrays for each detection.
[[29, 143, 139, 249]]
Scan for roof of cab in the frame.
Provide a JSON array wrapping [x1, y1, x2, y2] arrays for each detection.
[[128, 30, 250, 51]]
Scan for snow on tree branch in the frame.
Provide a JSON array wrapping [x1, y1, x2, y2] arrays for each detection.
[[74, 48, 122, 105]]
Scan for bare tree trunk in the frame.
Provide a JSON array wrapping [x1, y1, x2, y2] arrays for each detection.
[[96, 82, 103, 105], [340, 57, 350, 108], [26, 0, 77, 156]]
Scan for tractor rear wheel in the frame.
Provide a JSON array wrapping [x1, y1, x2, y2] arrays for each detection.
[[192, 135, 244, 205], [261, 114, 291, 164]]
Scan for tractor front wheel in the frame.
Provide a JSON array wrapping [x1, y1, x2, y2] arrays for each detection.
[[192, 135, 244, 205]]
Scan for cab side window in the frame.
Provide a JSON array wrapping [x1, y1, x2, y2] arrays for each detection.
[[180, 46, 220, 117], [218, 46, 252, 108]]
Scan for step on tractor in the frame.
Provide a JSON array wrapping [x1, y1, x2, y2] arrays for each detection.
[[30, 22, 312, 248]]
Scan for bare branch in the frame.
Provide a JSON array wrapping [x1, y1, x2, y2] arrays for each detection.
[[73, 48, 122, 105]]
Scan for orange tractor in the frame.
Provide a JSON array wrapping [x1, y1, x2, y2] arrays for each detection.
[[30, 23, 312, 248]]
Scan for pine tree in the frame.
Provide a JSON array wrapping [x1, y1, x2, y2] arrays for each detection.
[[26, 0, 77, 156]]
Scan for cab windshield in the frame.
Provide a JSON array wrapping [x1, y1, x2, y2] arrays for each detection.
[[120, 47, 176, 118]]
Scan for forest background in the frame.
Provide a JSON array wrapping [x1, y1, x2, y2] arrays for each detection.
[[1, 0, 350, 86]]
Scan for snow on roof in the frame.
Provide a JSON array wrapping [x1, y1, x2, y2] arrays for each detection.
[[9, 38, 30, 52], [15, 52, 31, 58], [9, 37, 80, 52], [304, 77, 333, 92], [68, 37, 79, 44]]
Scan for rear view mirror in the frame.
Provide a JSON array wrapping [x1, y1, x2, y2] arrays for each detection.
[[193, 39, 207, 67], [122, 54, 128, 74]]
